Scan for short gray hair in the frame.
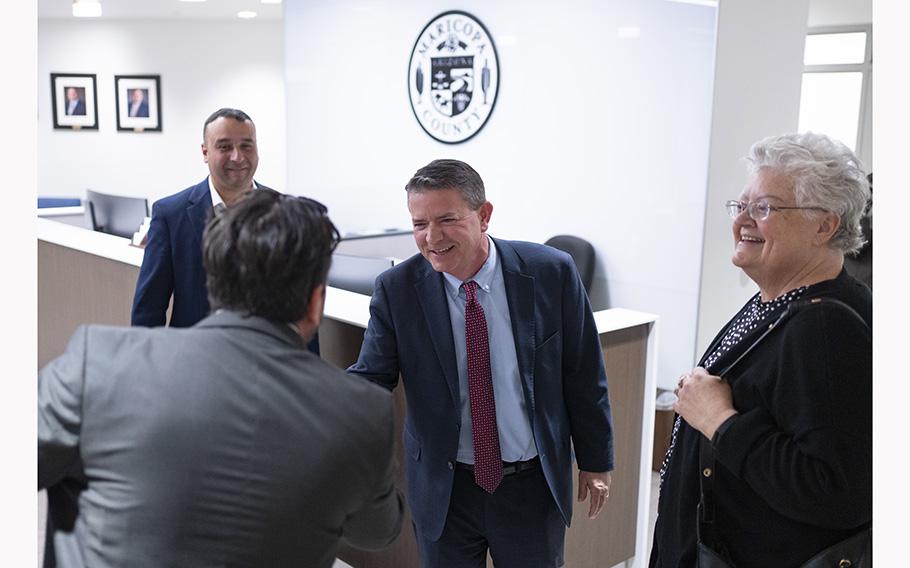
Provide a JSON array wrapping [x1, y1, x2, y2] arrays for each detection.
[[746, 132, 870, 254]]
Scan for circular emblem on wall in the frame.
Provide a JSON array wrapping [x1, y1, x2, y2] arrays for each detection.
[[408, 11, 500, 144]]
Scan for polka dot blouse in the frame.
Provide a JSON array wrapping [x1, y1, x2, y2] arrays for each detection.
[[659, 285, 808, 485]]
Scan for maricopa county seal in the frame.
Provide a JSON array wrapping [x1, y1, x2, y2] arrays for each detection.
[[408, 11, 499, 144]]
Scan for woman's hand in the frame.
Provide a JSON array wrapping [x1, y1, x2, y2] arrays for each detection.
[[674, 367, 738, 440]]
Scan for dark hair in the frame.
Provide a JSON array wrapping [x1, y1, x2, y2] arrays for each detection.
[[405, 159, 486, 210], [203, 189, 340, 323], [203, 108, 254, 138]]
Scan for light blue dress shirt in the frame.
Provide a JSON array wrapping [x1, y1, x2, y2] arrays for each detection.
[[442, 235, 538, 464]]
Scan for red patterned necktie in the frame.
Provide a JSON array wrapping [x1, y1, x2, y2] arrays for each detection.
[[462, 280, 502, 494]]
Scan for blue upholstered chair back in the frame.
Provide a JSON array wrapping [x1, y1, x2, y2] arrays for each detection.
[[38, 197, 82, 208]]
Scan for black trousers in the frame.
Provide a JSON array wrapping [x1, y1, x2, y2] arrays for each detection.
[[414, 464, 565, 568]]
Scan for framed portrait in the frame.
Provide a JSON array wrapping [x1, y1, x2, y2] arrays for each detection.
[[50, 73, 98, 130], [115, 75, 162, 132]]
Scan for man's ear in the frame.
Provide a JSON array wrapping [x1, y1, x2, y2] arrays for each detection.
[[201, 142, 209, 164], [305, 283, 326, 331], [479, 201, 493, 232], [292, 283, 326, 342]]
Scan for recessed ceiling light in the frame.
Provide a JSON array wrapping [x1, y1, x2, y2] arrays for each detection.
[[664, 0, 717, 7], [72, 0, 102, 18], [617, 26, 641, 39], [261, 0, 282, 4], [237, 11, 257, 19]]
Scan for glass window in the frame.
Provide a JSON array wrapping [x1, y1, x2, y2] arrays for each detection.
[[804, 32, 867, 65], [799, 28, 871, 166], [798, 72, 863, 151]]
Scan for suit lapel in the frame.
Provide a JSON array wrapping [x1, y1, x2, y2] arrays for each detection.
[[186, 179, 213, 248], [495, 239, 537, 414], [414, 264, 460, 407]]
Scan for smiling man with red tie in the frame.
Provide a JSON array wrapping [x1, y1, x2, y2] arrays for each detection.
[[348, 159, 615, 567]]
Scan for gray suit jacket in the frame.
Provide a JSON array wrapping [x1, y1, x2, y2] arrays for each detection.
[[38, 311, 403, 568]]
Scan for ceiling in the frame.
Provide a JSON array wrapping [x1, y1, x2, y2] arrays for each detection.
[[38, 0, 871, 26], [37, 0, 283, 20]]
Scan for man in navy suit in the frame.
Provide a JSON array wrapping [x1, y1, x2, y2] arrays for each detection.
[[127, 88, 150, 118], [348, 159, 614, 567], [64, 87, 86, 116], [131, 108, 265, 328]]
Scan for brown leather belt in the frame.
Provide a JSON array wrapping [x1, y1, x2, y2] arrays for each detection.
[[455, 456, 540, 476]]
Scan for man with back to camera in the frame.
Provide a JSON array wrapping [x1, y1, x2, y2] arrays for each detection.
[[131, 107, 320, 351], [39, 189, 404, 568], [348, 159, 615, 567]]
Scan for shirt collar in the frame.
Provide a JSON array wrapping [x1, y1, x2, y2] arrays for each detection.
[[208, 176, 258, 208], [442, 235, 497, 299]]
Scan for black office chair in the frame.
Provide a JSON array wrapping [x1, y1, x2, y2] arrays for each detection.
[[85, 189, 149, 239], [327, 253, 395, 296], [544, 235, 596, 295]]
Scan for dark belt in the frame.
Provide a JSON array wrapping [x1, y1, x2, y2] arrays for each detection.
[[455, 456, 540, 476]]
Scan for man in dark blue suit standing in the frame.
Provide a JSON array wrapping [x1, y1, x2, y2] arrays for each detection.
[[127, 88, 150, 118], [131, 108, 266, 329], [349, 159, 614, 567], [64, 87, 86, 116]]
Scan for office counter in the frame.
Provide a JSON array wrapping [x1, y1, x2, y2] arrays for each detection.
[[38, 218, 658, 568], [38, 218, 144, 367], [37, 205, 92, 229]]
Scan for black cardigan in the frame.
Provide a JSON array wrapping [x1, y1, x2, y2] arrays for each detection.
[[650, 269, 872, 568]]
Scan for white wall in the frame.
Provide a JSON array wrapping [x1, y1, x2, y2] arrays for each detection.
[[285, 0, 717, 390], [37, 18, 286, 205], [808, 0, 871, 27], [695, 0, 810, 358], [34, 3, 816, 392]]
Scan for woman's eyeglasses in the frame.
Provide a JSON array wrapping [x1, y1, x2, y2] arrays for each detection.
[[724, 200, 826, 221]]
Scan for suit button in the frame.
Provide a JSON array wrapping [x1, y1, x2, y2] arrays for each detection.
[[447, 461, 454, 470]]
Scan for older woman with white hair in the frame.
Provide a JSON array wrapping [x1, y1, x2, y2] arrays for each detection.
[[650, 132, 872, 568]]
